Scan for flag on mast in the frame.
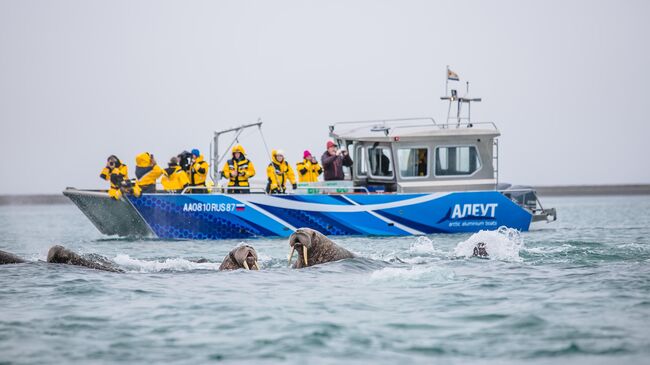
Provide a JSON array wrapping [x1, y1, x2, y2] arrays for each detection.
[[447, 68, 460, 81]]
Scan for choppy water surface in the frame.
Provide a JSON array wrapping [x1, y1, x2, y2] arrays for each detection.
[[1, 196, 649, 364]]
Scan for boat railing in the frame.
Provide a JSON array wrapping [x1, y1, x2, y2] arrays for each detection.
[[178, 185, 372, 195], [294, 186, 370, 194], [180, 186, 268, 194], [329, 117, 498, 137]]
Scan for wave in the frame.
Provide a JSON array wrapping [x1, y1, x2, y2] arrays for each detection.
[[453, 226, 524, 262], [111, 254, 222, 273], [369, 265, 455, 282]]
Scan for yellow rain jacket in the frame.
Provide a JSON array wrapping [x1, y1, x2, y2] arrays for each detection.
[[266, 150, 296, 193], [135, 152, 164, 193], [222, 145, 256, 188], [161, 165, 190, 193], [190, 155, 209, 186], [100, 163, 129, 200], [296, 159, 323, 183]]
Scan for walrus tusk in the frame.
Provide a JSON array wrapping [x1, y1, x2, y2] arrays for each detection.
[[243, 261, 250, 270], [254, 261, 260, 270], [302, 246, 308, 266], [287, 247, 295, 265]]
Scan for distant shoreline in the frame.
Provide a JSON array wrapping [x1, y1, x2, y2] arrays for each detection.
[[0, 184, 649, 205], [533, 184, 650, 197]]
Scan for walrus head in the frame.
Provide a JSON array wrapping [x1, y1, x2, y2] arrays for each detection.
[[288, 228, 315, 268], [287, 227, 355, 268], [47, 245, 73, 263], [231, 245, 260, 270]]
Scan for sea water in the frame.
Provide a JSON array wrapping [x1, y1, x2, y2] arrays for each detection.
[[0, 196, 649, 364]]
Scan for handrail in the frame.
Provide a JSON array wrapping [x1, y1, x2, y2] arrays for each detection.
[[330, 117, 437, 127], [294, 186, 370, 194], [180, 186, 267, 194], [330, 118, 498, 137]]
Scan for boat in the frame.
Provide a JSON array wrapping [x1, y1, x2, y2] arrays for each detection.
[[64, 77, 556, 239]]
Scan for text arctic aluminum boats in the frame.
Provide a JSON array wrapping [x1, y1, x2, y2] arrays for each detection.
[[65, 81, 556, 239]]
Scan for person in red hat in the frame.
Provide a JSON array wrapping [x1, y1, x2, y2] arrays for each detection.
[[321, 140, 353, 181], [296, 150, 323, 183]]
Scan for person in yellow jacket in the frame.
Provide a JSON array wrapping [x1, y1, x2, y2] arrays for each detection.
[[189, 148, 209, 194], [222, 144, 255, 194], [135, 152, 164, 193], [161, 157, 190, 193], [266, 149, 296, 194], [100, 155, 129, 200], [296, 150, 323, 183]]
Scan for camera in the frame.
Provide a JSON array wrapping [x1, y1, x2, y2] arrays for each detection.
[[177, 151, 193, 171]]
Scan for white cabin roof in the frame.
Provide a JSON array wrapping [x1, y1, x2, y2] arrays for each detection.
[[329, 118, 500, 142]]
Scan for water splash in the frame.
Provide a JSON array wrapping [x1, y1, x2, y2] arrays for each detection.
[[112, 254, 221, 273], [453, 226, 524, 262], [408, 236, 436, 254]]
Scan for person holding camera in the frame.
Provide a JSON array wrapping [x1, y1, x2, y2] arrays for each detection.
[[296, 150, 323, 183], [189, 149, 210, 194], [222, 144, 255, 194], [135, 152, 164, 194], [161, 157, 190, 193], [321, 141, 353, 181], [266, 149, 296, 194], [99, 155, 129, 200]]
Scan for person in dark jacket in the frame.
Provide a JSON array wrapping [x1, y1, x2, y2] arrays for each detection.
[[321, 141, 353, 181]]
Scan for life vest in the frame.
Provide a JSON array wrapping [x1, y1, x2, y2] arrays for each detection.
[[266, 151, 296, 193], [162, 165, 190, 192], [222, 156, 256, 187], [100, 164, 128, 190], [296, 159, 323, 183], [100, 159, 129, 199], [190, 155, 209, 186]]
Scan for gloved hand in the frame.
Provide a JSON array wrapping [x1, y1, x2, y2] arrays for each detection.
[[292, 183, 297, 190]]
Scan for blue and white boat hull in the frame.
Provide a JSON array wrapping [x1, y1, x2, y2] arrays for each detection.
[[127, 191, 532, 239]]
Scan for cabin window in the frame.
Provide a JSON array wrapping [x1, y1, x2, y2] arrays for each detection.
[[368, 146, 393, 178], [355, 145, 367, 176], [435, 146, 481, 176], [397, 148, 428, 177]]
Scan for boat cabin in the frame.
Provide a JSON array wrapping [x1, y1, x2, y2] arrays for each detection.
[[330, 118, 499, 193]]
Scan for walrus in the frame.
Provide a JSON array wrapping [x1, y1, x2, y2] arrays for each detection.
[[472, 242, 489, 258], [218, 244, 260, 271], [47, 245, 124, 273], [288, 228, 355, 268], [0, 249, 26, 265]]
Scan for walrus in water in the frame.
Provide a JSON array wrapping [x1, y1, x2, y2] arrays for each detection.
[[288, 227, 355, 268], [47, 245, 123, 273], [472, 242, 489, 258], [0, 249, 26, 265], [218, 244, 260, 271]]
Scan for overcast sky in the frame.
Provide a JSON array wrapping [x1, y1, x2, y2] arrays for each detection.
[[1, 0, 648, 194]]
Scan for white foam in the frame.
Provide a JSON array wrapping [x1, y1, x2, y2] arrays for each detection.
[[370, 265, 454, 282], [524, 244, 571, 255], [112, 254, 221, 273], [408, 236, 436, 254], [453, 226, 524, 262]]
